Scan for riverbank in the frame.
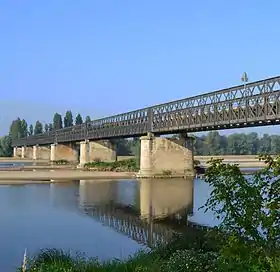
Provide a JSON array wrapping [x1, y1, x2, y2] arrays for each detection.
[[20, 228, 216, 272]]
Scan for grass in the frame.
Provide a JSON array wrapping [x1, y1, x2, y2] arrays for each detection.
[[19, 229, 222, 271]]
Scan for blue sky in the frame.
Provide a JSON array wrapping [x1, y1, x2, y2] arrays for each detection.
[[1, 0, 280, 135]]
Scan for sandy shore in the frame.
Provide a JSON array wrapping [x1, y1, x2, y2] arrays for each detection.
[[0, 170, 135, 184]]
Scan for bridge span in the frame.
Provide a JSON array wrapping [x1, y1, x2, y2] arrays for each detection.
[[12, 76, 280, 177]]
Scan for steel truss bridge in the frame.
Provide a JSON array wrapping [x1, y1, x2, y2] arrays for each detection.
[[12, 76, 280, 147]]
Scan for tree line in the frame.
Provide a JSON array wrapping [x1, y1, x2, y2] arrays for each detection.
[[10, 111, 91, 138], [0, 111, 91, 157]]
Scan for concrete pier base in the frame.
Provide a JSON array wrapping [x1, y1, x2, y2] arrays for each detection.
[[21, 146, 33, 159], [78, 139, 116, 167], [137, 133, 194, 178], [50, 143, 78, 163]]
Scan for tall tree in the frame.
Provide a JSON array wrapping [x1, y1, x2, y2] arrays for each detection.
[[64, 110, 73, 127], [48, 123, 53, 131], [85, 115, 91, 123], [53, 113, 63, 130], [29, 124, 34, 136], [44, 124, 49, 132], [9, 118, 23, 139], [34, 120, 43, 135], [75, 113, 83, 125], [21, 119, 28, 137]]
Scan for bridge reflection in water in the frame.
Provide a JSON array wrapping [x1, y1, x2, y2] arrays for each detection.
[[78, 179, 195, 248]]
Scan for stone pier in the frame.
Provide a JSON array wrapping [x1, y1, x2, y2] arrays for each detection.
[[21, 146, 33, 159], [79, 140, 116, 167], [13, 147, 17, 157], [137, 133, 194, 178], [16, 147, 22, 157], [50, 143, 79, 163], [32, 145, 50, 160]]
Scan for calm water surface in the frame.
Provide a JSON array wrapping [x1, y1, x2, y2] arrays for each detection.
[[0, 177, 218, 271]]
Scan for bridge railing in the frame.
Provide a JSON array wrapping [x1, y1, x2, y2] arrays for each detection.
[[12, 76, 280, 146]]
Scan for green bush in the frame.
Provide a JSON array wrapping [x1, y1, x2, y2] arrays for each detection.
[[163, 249, 219, 272], [84, 158, 139, 172], [52, 159, 69, 165]]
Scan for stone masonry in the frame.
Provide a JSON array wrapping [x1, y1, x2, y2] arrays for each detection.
[[32, 145, 50, 160], [79, 140, 116, 167], [50, 143, 78, 162], [137, 133, 194, 178]]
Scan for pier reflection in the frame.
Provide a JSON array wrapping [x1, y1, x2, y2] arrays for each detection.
[[78, 178, 194, 247]]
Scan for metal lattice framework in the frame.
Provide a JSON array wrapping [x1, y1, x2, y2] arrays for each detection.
[[12, 76, 280, 146]]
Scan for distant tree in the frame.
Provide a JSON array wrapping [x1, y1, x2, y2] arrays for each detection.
[[270, 135, 280, 154], [53, 113, 63, 130], [9, 118, 23, 139], [21, 119, 28, 137], [258, 134, 271, 154], [85, 116, 91, 123], [44, 124, 49, 133], [29, 124, 34, 136], [64, 110, 73, 127], [75, 113, 83, 125], [48, 123, 53, 131], [34, 121, 43, 135], [115, 139, 133, 156]]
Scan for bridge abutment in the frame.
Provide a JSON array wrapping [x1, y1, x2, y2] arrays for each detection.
[[50, 143, 78, 163], [137, 133, 195, 178], [79, 140, 116, 167]]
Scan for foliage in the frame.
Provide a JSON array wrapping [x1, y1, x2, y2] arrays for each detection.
[[52, 159, 70, 165], [194, 131, 280, 155], [53, 113, 63, 130], [0, 136, 12, 156], [34, 120, 43, 135], [21, 119, 28, 137], [84, 158, 139, 172], [64, 110, 73, 128], [75, 113, 83, 125], [44, 123, 49, 132], [162, 169, 172, 176], [162, 249, 219, 272], [29, 124, 33, 136], [85, 115, 91, 123], [203, 155, 280, 271], [9, 118, 23, 139]]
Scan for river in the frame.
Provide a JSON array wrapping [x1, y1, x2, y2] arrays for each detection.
[[0, 175, 219, 271]]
